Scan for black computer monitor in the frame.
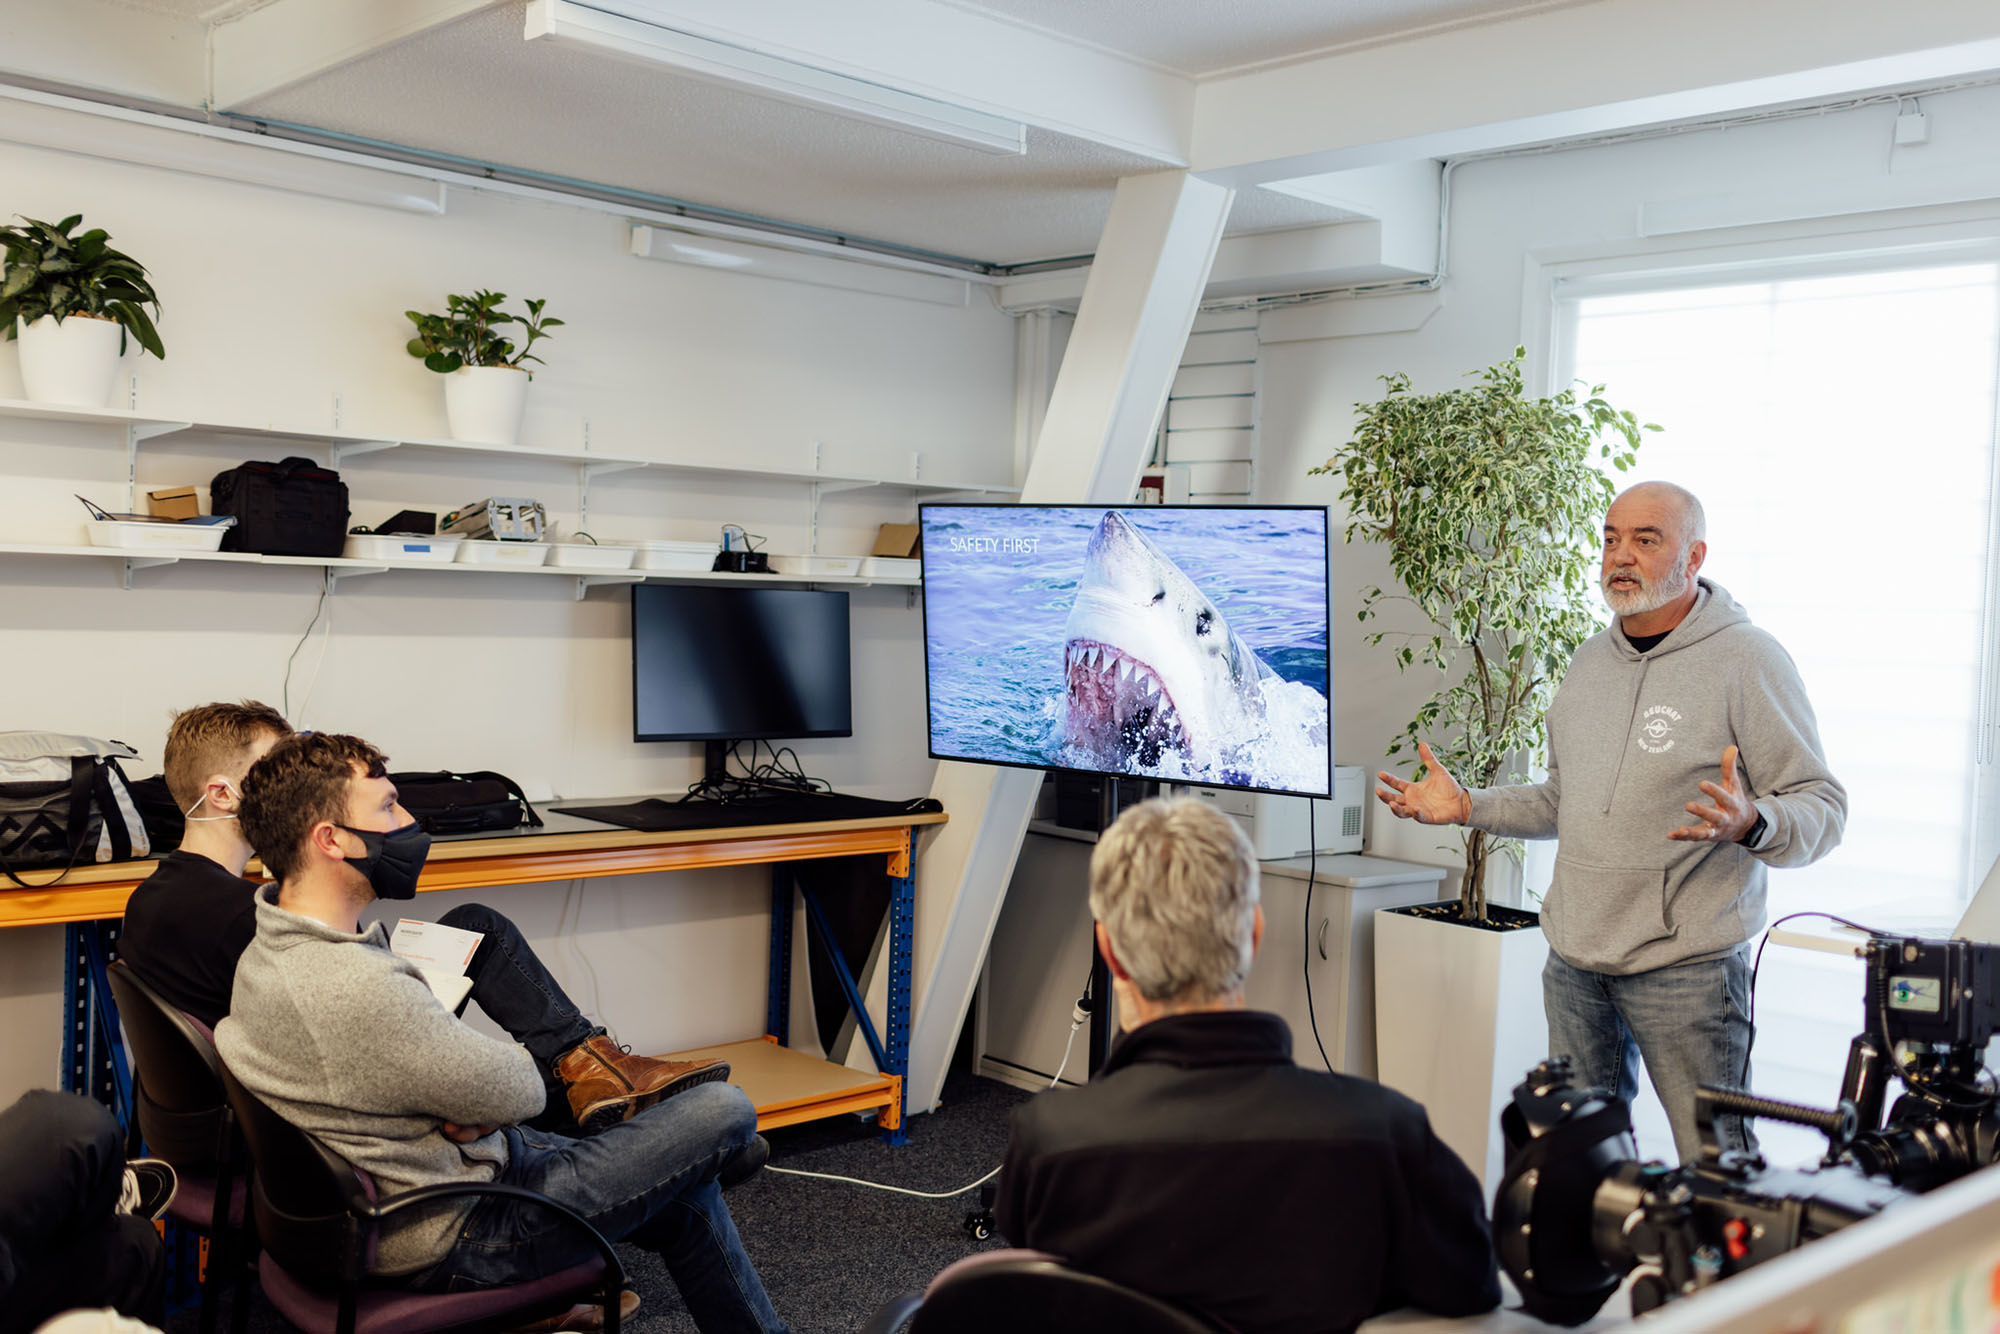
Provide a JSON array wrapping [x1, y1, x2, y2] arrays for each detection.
[[631, 585, 853, 781]]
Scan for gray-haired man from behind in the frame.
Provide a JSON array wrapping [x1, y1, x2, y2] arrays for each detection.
[[995, 797, 1498, 1334], [1377, 480, 1847, 1163]]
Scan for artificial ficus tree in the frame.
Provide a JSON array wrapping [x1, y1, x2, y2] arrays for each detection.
[[1314, 348, 1652, 922]]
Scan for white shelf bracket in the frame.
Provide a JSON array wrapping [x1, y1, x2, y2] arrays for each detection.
[[576, 460, 646, 532], [330, 439, 399, 467], [323, 563, 389, 589], [120, 553, 181, 588], [574, 573, 646, 601]]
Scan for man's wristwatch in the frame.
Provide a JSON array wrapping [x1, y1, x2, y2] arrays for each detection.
[[1737, 809, 1768, 849]]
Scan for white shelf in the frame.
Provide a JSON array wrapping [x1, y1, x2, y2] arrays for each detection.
[[0, 398, 1019, 496], [0, 541, 921, 595]]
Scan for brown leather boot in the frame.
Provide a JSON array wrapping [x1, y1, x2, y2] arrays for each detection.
[[554, 1035, 731, 1133], [511, 1285, 640, 1332]]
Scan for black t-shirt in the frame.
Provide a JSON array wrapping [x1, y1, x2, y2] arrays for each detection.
[[1628, 628, 1672, 652], [119, 850, 260, 1029]]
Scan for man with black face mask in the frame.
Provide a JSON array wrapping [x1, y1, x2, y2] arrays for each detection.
[[219, 733, 789, 1333]]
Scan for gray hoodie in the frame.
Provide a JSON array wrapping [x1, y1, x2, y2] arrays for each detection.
[[1467, 579, 1846, 974], [215, 887, 546, 1275]]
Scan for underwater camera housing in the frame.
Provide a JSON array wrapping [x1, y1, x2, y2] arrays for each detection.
[[1494, 934, 2000, 1321]]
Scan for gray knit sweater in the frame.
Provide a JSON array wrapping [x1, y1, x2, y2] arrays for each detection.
[[1468, 579, 1846, 974], [215, 887, 545, 1275]]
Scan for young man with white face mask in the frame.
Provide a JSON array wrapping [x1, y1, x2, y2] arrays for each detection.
[[1375, 481, 1848, 1164], [120, 700, 290, 1028]]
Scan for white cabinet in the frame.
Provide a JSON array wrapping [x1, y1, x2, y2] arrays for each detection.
[[1246, 854, 1446, 1079]]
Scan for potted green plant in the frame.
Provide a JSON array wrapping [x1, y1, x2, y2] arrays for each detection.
[[0, 214, 165, 407], [405, 290, 561, 445], [1312, 347, 1650, 1189]]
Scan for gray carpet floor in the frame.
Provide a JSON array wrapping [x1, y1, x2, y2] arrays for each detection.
[[165, 1070, 1030, 1334]]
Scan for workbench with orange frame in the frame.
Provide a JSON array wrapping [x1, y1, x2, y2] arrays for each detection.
[[14, 805, 946, 1144]]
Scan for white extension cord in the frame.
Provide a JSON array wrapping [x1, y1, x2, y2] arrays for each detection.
[[764, 994, 1091, 1198]]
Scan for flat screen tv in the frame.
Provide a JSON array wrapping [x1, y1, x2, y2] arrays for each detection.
[[630, 585, 853, 756], [919, 504, 1331, 798]]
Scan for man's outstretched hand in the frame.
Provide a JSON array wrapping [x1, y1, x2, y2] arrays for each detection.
[[1376, 741, 1472, 826], [1668, 745, 1757, 843]]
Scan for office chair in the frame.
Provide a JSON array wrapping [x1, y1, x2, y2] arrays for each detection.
[[105, 960, 253, 1334], [216, 1061, 624, 1334], [860, 1250, 1229, 1334]]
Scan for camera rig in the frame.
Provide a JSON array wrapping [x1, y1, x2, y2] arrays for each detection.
[[1494, 933, 2000, 1323]]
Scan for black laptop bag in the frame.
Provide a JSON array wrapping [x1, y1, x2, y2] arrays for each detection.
[[390, 771, 545, 835], [209, 456, 350, 557]]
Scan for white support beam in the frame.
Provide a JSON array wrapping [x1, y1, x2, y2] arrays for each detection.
[[898, 170, 1234, 1114], [210, 0, 501, 110], [0, 0, 206, 107], [1192, 0, 2000, 187], [529, 0, 1193, 164], [996, 205, 1440, 312]]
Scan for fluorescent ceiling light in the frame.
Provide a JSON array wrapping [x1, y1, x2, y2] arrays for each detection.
[[524, 1, 1025, 156], [629, 225, 970, 307], [0, 85, 445, 215]]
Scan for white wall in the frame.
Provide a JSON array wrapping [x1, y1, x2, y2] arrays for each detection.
[[1256, 82, 2000, 902], [0, 117, 1016, 1101]]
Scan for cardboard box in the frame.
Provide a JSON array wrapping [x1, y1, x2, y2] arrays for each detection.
[[872, 522, 920, 558], [146, 487, 200, 520]]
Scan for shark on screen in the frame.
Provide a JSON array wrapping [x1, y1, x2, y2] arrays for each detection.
[[1059, 510, 1318, 784]]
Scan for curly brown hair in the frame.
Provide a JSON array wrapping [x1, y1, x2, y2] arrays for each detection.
[[163, 700, 291, 810], [241, 733, 390, 882]]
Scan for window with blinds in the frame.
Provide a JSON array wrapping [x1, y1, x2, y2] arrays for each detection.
[[1556, 256, 2000, 1163]]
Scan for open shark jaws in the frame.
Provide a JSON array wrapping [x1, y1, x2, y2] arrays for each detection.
[[1060, 510, 1288, 782]]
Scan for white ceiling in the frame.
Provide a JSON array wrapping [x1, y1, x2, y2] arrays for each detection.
[[944, 0, 1602, 77], [224, 2, 1348, 266], [24, 0, 2000, 273]]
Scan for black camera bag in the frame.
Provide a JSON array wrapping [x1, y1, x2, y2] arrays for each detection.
[[209, 456, 350, 557], [390, 770, 544, 835], [0, 733, 149, 888]]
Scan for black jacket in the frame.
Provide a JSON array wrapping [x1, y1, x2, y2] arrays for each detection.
[[995, 1010, 1500, 1334], [119, 850, 258, 1029]]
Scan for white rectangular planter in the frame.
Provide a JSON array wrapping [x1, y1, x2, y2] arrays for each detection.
[[1375, 901, 1549, 1195]]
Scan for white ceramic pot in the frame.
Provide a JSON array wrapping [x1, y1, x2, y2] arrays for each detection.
[[1374, 900, 1549, 1194], [442, 364, 530, 445], [16, 313, 124, 407]]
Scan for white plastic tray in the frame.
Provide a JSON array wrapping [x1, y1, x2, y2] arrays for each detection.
[[768, 554, 861, 577], [343, 534, 462, 563], [84, 520, 228, 552], [546, 543, 637, 570], [857, 556, 921, 579], [621, 540, 719, 572], [454, 539, 549, 567]]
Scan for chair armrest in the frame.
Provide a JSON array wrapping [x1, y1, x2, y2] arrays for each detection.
[[365, 1181, 627, 1294], [857, 1293, 922, 1334]]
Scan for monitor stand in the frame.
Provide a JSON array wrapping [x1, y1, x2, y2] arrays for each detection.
[[702, 740, 733, 790], [1087, 777, 1120, 1075]]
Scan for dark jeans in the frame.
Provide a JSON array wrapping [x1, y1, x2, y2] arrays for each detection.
[[1544, 947, 1758, 1164], [439, 902, 600, 1087], [409, 1083, 788, 1333], [0, 1090, 165, 1334]]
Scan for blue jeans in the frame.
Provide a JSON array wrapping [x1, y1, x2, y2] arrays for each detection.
[[409, 1082, 788, 1334], [1543, 947, 1757, 1165], [439, 903, 600, 1072]]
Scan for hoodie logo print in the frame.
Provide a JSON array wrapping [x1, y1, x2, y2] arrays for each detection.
[[1637, 704, 1682, 755]]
